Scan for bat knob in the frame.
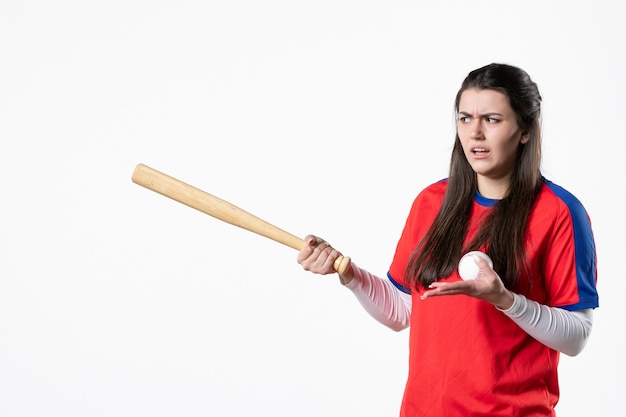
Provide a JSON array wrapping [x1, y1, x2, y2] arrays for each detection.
[[333, 255, 352, 277]]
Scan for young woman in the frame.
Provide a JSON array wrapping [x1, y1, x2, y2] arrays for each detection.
[[297, 63, 599, 416]]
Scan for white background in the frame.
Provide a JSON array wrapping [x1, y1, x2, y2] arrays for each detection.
[[1, 1, 624, 416]]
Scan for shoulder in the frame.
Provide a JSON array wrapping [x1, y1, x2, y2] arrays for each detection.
[[414, 178, 448, 203], [537, 179, 591, 221], [533, 178, 595, 250], [399, 179, 448, 231]]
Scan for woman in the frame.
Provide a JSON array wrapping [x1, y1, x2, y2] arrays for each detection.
[[297, 63, 598, 416]]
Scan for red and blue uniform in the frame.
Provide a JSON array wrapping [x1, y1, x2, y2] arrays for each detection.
[[387, 178, 598, 416]]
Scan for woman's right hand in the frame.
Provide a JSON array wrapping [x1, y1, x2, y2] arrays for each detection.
[[297, 234, 343, 276]]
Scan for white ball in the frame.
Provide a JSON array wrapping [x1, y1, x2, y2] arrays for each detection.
[[458, 251, 493, 280]]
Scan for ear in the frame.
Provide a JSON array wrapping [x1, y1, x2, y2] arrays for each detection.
[[520, 131, 530, 144]]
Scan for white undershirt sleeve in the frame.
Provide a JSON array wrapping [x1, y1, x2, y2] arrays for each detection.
[[343, 263, 411, 332], [497, 292, 594, 356], [341, 264, 593, 355]]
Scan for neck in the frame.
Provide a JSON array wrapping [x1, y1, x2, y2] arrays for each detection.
[[477, 176, 510, 199]]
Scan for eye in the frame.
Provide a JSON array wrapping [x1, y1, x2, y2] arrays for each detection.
[[486, 117, 501, 123], [457, 116, 470, 123]]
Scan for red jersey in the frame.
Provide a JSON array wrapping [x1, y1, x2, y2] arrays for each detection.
[[387, 179, 598, 417]]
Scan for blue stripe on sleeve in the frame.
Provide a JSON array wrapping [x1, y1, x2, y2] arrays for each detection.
[[387, 272, 412, 294], [545, 180, 599, 310]]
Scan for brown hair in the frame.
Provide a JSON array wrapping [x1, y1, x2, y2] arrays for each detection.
[[405, 63, 543, 290]]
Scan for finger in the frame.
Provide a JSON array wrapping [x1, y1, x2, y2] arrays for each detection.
[[421, 281, 474, 299], [420, 282, 448, 299], [303, 234, 319, 246], [296, 244, 315, 263], [308, 245, 336, 273], [297, 235, 321, 264], [312, 240, 332, 254], [474, 256, 491, 269], [324, 250, 341, 272]]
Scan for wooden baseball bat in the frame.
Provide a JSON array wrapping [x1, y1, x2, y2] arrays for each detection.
[[131, 163, 351, 275]]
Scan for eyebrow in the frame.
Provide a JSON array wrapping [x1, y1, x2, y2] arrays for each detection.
[[458, 111, 504, 117]]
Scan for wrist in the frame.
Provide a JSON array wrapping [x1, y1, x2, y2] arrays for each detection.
[[495, 289, 515, 310]]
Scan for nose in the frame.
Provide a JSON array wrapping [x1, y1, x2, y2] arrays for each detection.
[[469, 119, 484, 139]]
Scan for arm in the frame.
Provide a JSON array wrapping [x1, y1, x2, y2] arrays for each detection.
[[421, 256, 594, 356], [346, 261, 592, 351], [297, 235, 410, 331], [343, 263, 411, 332], [497, 292, 593, 356]]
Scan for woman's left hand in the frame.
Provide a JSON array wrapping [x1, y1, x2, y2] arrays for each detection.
[[420, 256, 514, 309]]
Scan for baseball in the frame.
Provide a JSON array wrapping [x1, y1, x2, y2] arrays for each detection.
[[458, 251, 493, 280]]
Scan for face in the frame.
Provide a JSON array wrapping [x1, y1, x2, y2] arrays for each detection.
[[457, 88, 529, 197]]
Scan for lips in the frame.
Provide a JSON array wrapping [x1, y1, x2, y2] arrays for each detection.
[[470, 147, 490, 158]]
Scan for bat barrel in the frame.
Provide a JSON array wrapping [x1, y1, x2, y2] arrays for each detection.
[[132, 163, 350, 275], [132, 164, 306, 250]]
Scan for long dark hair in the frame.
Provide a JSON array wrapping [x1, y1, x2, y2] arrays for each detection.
[[405, 63, 543, 290]]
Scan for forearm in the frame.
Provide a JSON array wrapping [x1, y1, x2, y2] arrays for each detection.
[[498, 293, 593, 356], [343, 263, 411, 331]]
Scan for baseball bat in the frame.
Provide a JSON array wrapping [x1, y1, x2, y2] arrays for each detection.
[[131, 163, 351, 275]]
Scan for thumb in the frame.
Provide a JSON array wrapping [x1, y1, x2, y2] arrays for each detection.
[[304, 235, 318, 246]]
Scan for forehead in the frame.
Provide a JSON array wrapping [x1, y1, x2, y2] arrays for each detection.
[[458, 88, 513, 114]]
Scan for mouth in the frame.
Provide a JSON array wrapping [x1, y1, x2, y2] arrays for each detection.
[[471, 147, 489, 155]]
